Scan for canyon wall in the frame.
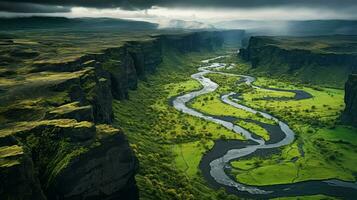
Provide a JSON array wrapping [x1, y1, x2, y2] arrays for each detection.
[[239, 36, 357, 88], [342, 74, 357, 127], [0, 30, 238, 200]]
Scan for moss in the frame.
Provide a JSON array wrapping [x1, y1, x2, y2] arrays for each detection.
[[0, 145, 23, 168], [0, 158, 21, 168], [96, 124, 120, 138], [45, 143, 88, 187], [48, 102, 81, 114], [1, 119, 95, 187], [18, 119, 92, 129], [45, 91, 70, 106], [1, 117, 108, 190], [0, 145, 23, 158], [102, 59, 123, 74]]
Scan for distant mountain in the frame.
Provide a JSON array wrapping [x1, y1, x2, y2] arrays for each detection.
[[215, 20, 357, 36], [0, 16, 158, 31], [159, 19, 215, 30]]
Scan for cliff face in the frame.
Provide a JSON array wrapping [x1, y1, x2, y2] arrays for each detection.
[[0, 31, 228, 200], [240, 36, 357, 88], [342, 74, 357, 127], [160, 31, 225, 53]]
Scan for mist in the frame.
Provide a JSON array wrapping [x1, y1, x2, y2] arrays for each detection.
[[1, 2, 357, 35]]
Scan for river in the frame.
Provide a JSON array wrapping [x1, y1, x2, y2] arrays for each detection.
[[172, 55, 357, 199]]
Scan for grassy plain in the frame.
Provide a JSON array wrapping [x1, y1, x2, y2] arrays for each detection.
[[215, 59, 357, 187]]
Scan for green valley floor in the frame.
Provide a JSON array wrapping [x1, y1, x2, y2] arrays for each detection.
[[113, 49, 357, 200]]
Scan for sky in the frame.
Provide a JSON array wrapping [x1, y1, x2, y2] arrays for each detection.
[[1, 0, 357, 23]]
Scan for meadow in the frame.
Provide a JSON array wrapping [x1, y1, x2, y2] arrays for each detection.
[[113, 47, 357, 199], [213, 59, 357, 187]]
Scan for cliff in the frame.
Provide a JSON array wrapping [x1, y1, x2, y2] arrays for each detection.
[[239, 36, 357, 88], [159, 31, 224, 52], [0, 31, 229, 199], [342, 74, 357, 127]]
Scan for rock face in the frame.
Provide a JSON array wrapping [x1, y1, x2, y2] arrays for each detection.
[[342, 74, 357, 127], [240, 36, 357, 88], [45, 124, 139, 200], [127, 39, 162, 79], [0, 145, 46, 200], [160, 31, 224, 53], [0, 31, 232, 200]]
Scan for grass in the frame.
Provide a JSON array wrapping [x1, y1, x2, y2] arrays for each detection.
[[235, 120, 270, 141], [236, 162, 298, 185], [113, 48, 241, 200], [190, 93, 274, 124], [231, 125, 357, 186], [172, 141, 214, 177], [189, 85, 276, 126], [0, 27, 245, 199], [260, 35, 357, 55], [123, 51, 357, 197], [215, 59, 357, 188], [244, 77, 344, 127], [112, 48, 356, 199], [313, 126, 357, 146], [245, 87, 295, 99], [2, 28, 351, 199]]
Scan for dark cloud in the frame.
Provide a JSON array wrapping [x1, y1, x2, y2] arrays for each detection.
[[160, 0, 357, 9], [1, 0, 357, 13], [0, 0, 156, 12], [0, 1, 70, 13]]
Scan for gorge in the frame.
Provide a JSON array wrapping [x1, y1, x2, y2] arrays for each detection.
[[1, 16, 357, 200], [0, 30, 243, 200]]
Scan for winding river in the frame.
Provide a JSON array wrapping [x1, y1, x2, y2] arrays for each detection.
[[172, 56, 357, 199]]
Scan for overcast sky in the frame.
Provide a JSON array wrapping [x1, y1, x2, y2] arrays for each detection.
[[1, 0, 357, 22]]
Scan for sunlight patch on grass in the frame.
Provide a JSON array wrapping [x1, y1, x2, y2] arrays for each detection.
[[172, 141, 214, 177]]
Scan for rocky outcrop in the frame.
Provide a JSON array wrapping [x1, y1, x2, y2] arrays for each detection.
[[127, 39, 162, 79], [0, 120, 138, 200], [45, 124, 138, 200], [0, 145, 46, 200], [0, 30, 232, 200], [240, 36, 357, 88], [342, 74, 357, 127]]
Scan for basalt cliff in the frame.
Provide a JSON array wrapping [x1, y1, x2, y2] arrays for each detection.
[[342, 74, 357, 127], [239, 36, 357, 88], [0, 30, 240, 200]]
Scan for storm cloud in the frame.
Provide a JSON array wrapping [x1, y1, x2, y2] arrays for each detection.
[[0, 1, 69, 13], [1, 0, 357, 13]]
